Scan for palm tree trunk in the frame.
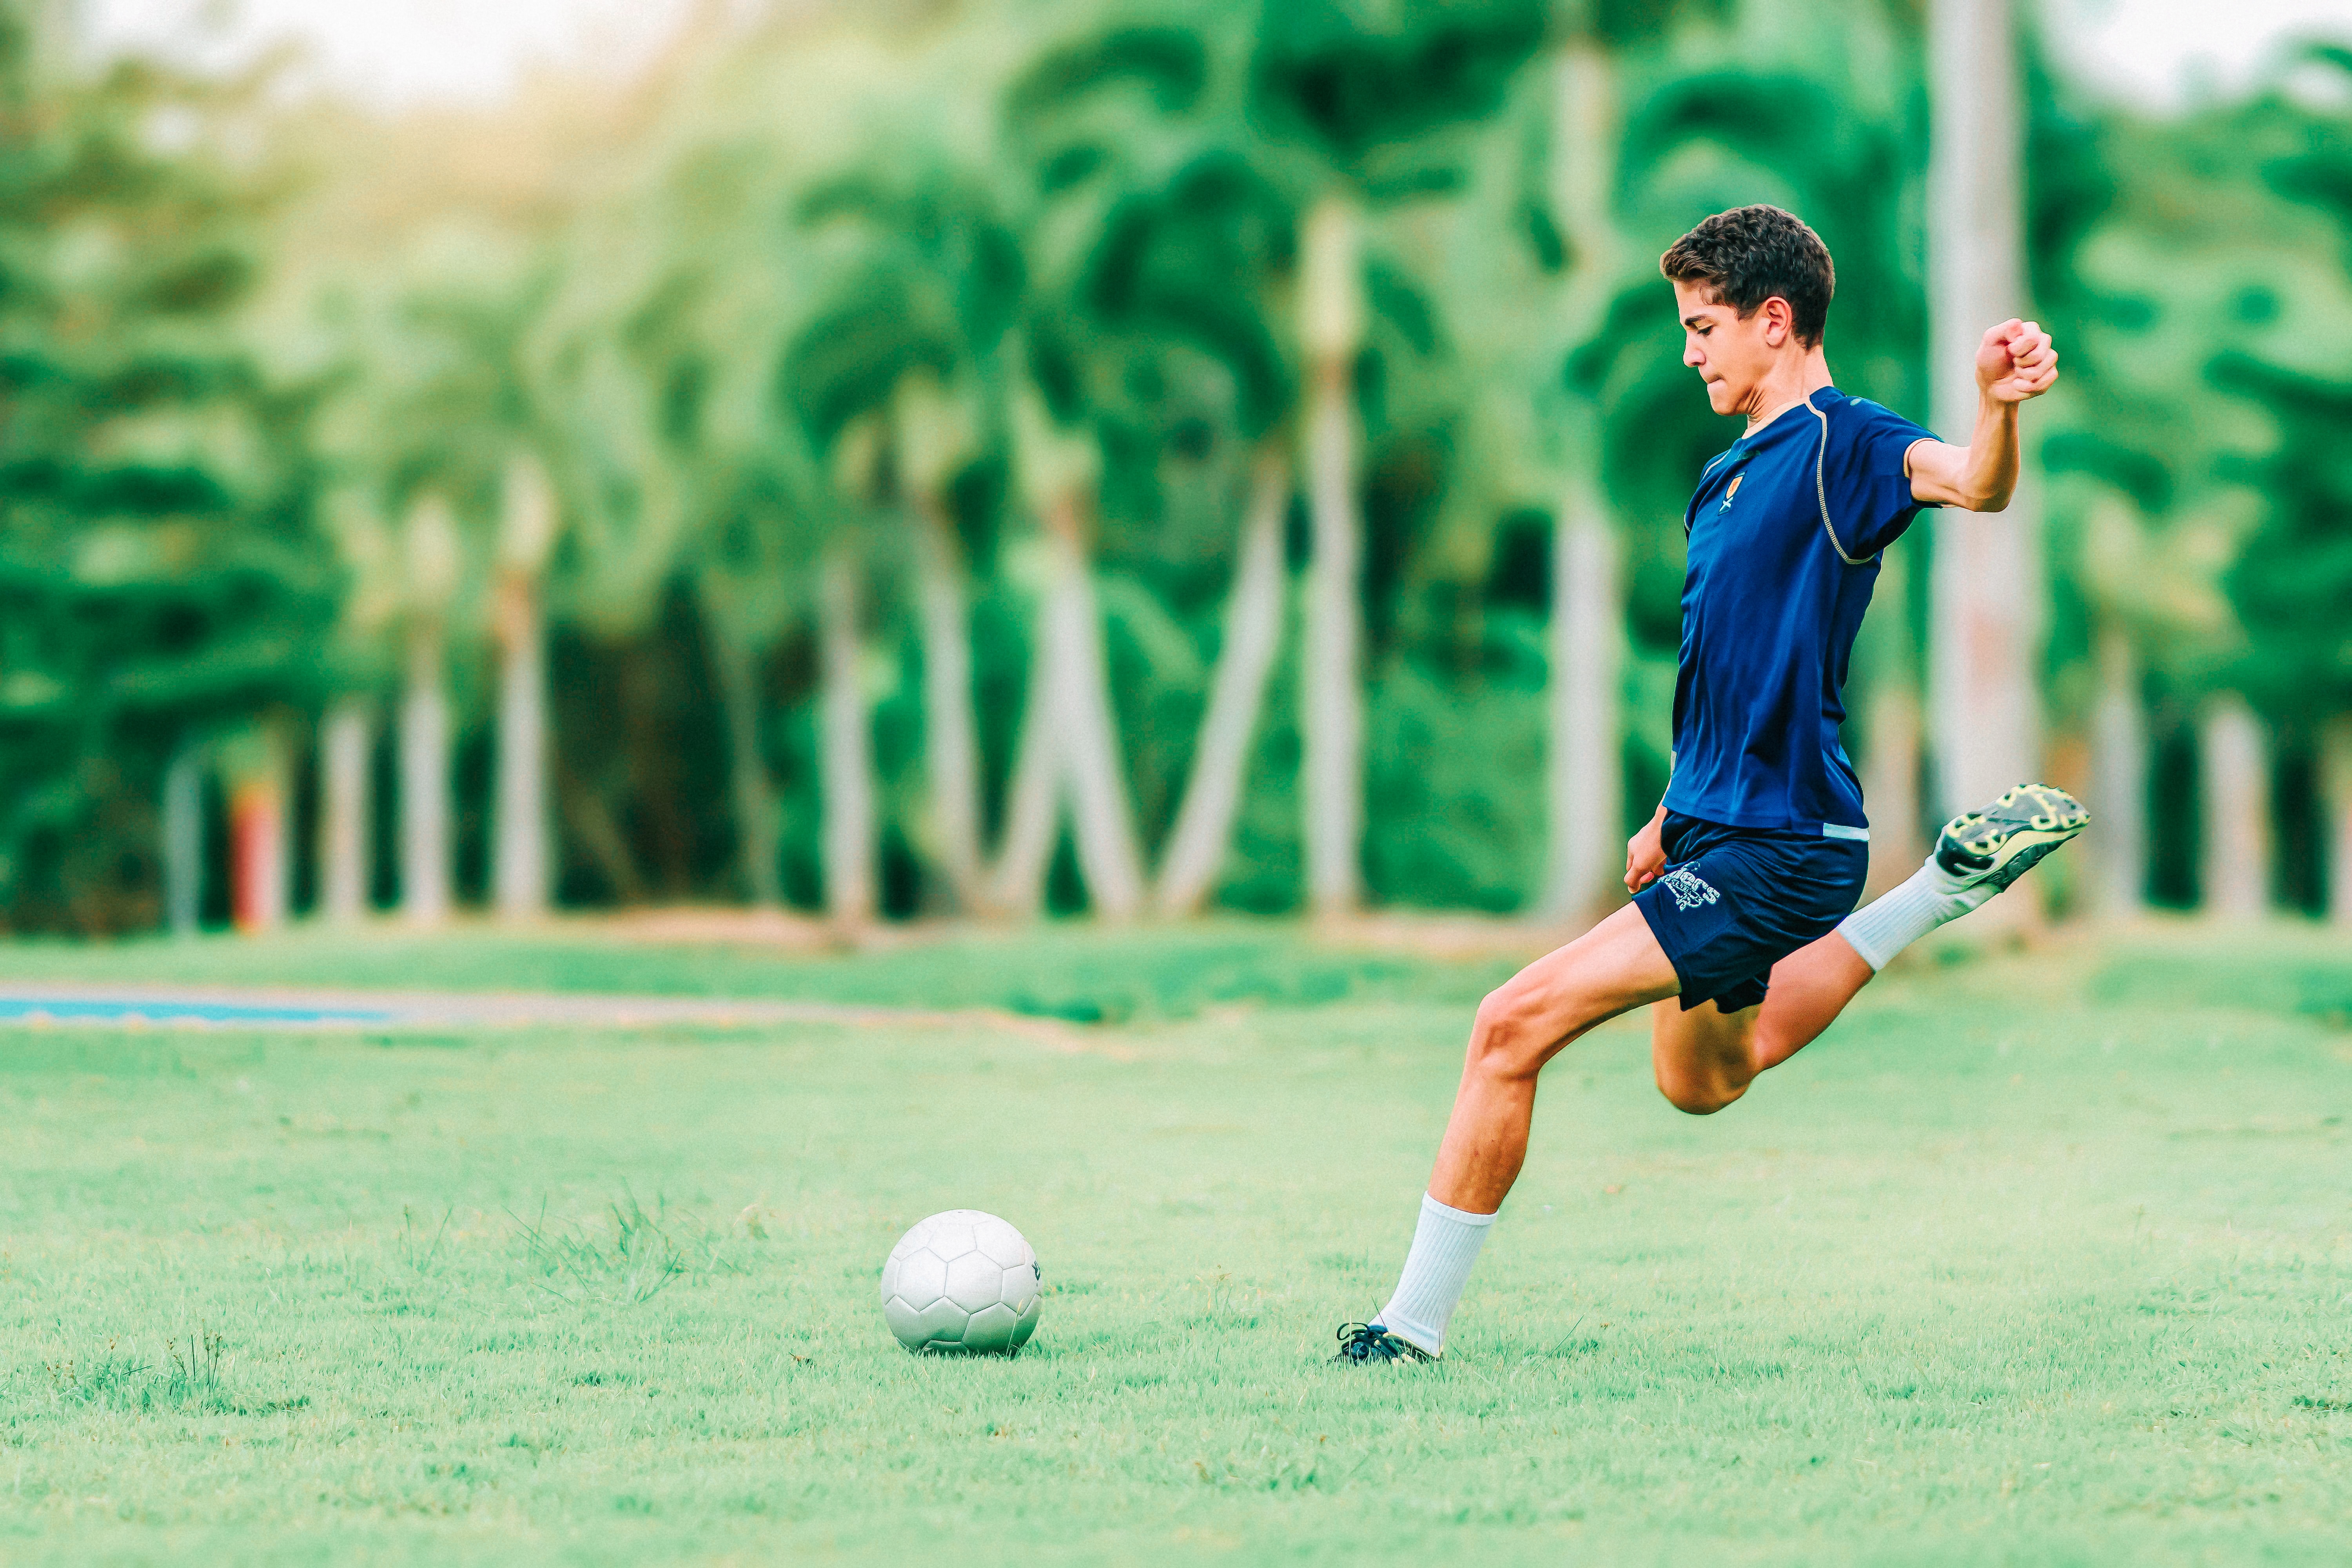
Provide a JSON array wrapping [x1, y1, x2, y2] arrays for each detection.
[[1156, 448, 1290, 916], [1299, 194, 1367, 919], [913, 496, 986, 909], [163, 744, 204, 936], [400, 623, 451, 927], [1926, 0, 2041, 823], [819, 548, 876, 927], [2089, 625, 2147, 916], [2198, 693, 2269, 922], [1542, 480, 1622, 920], [320, 699, 371, 924], [2323, 717, 2352, 929], [1042, 495, 1146, 922], [492, 570, 551, 921]]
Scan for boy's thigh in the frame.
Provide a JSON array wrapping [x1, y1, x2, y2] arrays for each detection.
[[1481, 903, 1681, 1065]]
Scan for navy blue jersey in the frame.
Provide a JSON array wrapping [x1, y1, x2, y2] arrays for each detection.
[[1662, 387, 1936, 837]]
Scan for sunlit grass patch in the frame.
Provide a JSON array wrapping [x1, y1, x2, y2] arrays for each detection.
[[0, 927, 2347, 1565]]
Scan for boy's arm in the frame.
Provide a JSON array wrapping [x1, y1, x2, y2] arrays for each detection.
[[1902, 319, 2058, 512]]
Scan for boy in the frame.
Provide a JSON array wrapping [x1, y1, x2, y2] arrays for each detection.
[[1338, 204, 2084, 1364]]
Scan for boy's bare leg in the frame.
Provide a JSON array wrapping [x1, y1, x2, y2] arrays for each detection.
[[1363, 911, 1871, 1360], [1749, 931, 1874, 1071], [1425, 902, 1680, 1214], [1648, 930, 1877, 1112]]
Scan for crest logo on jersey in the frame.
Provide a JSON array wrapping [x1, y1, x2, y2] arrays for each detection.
[[1721, 473, 1743, 510], [1659, 867, 1720, 912]]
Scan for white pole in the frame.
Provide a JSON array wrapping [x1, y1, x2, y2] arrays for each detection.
[[492, 572, 550, 921], [1926, 0, 2041, 821], [320, 700, 372, 925], [401, 626, 451, 927], [819, 549, 876, 927], [1299, 194, 1366, 919], [2088, 627, 2147, 916], [163, 746, 204, 936], [1544, 491, 1622, 919], [2198, 694, 2269, 923]]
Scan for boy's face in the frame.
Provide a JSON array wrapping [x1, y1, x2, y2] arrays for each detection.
[[1673, 279, 1787, 416]]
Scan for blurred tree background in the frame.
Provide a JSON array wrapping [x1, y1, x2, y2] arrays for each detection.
[[2, 0, 2346, 937]]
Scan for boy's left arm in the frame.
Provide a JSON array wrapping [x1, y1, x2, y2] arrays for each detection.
[[1902, 319, 2058, 512]]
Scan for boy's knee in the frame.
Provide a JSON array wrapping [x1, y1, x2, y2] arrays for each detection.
[[1655, 1072, 1746, 1116], [1467, 986, 1548, 1081]]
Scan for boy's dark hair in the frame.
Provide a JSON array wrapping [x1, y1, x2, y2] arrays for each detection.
[[1658, 205, 1835, 347]]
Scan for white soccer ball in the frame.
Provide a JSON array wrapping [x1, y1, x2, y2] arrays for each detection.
[[879, 1210, 1042, 1355]]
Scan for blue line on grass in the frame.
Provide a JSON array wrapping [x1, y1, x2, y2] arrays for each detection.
[[0, 998, 394, 1025]]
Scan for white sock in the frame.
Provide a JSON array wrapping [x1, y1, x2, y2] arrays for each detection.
[[1375, 1193, 1495, 1356], [1835, 858, 1996, 971]]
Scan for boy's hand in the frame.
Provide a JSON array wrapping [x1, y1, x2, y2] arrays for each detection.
[[1625, 808, 1667, 894], [1975, 319, 2058, 404]]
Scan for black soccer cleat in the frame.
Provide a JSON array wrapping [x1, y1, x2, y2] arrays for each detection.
[[1934, 783, 2089, 894], [1333, 1322, 1431, 1365]]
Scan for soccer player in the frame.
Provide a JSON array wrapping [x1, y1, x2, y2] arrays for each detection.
[[1336, 204, 2087, 1365]]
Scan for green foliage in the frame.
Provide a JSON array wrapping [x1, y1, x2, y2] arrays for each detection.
[[2034, 47, 2352, 758], [2208, 54, 2352, 722], [6, 0, 2343, 928], [0, 7, 333, 931], [1249, 0, 1548, 171]]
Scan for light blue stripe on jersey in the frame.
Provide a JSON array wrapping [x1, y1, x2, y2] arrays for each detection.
[[1821, 823, 1870, 842]]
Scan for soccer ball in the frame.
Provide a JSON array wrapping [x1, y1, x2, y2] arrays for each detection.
[[879, 1210, 1042, 1354]]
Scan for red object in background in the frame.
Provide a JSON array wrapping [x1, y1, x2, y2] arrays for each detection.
[[230, 778, 285, 933]]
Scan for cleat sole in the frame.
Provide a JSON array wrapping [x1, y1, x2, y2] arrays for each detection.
[[1934, 784, 2089, 891]]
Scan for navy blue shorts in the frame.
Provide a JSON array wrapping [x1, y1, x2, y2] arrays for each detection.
[[1632, 812, 1868, 1013]]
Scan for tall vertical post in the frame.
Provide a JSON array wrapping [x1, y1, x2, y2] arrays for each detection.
[[1299, 194, 1366, 919], [819, 548, 877, 928], [163, 745, 204, 936], [399, 495, 461, 929], [401, 628, 451, 927], [493, 457, 556, 922], [2088, 626, 2147, 916], [492, 570, 549, 921], [2198, 694, 2269, 923], [1927, 0, 2041, 821], [320, 699, 372, 924], [1541, 36, 1627, 922], [1545, 495, 1623, 918]]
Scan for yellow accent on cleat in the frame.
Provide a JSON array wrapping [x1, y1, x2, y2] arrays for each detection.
[[1934, 784, 2089, 891]]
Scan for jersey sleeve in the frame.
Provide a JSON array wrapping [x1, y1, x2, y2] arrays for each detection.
[[1822, 397, 1937, 559]]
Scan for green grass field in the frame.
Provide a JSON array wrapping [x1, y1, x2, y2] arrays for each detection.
[[4, 920, 2350, 1564]]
